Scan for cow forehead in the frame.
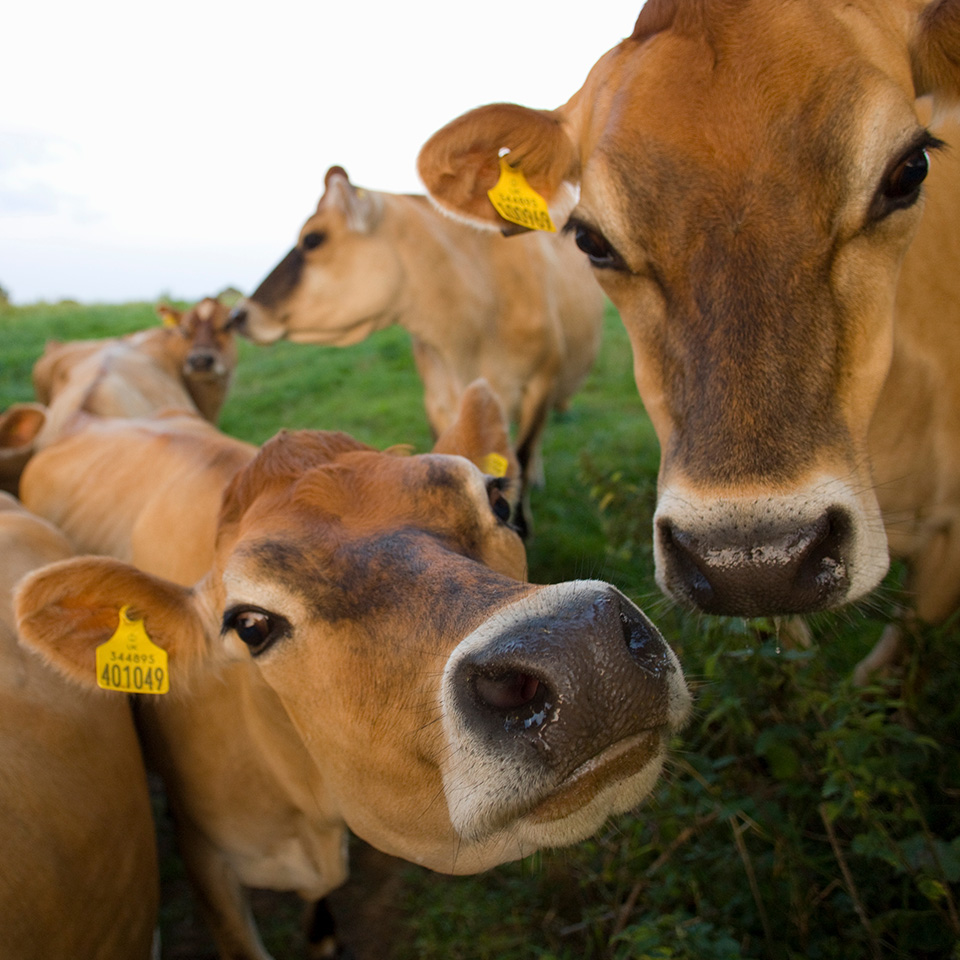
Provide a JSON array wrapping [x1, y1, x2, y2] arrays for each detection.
[[579, 0, 921, 250], [227, 451, 496, 552], [218, 454, 526, 634]]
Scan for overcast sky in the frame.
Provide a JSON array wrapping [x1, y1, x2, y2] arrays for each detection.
[[1, 1, 642, 305]]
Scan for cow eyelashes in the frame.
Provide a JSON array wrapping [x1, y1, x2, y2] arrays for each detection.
[[567, 220, 625, 271], [222, 606, 291, 656], [874, 134, 944, 219]]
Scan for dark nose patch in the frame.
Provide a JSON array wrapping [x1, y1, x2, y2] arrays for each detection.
[[249, 247, 305, 308], [657, 506, 852, 615]]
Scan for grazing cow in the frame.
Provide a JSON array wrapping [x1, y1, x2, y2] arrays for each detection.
[[17, 383, 690, 960], [417, 0, 960, 641], [33, 296, 238, 446], [0, 493, 158, 960], [228, 165, 606, 533]]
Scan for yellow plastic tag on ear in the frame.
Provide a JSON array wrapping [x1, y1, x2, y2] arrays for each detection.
[[160, 312, 178, 328], [487, 157, 556, 232], [96, 606, 169, 695], [480, 452, 509, 478]]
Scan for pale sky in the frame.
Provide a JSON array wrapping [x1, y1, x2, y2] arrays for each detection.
[[1, 1, 643, 305]]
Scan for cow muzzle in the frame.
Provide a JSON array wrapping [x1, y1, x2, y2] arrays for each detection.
[[653, 480, 890, 617], [440, 581, 690, 846]]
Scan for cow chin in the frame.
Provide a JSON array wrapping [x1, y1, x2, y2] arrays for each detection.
[[446, 731, 669, 860]]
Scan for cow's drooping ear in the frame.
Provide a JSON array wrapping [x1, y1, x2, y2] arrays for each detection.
[[912, 0, 960, 106], [319, 165, 383, 234], [432, 379, 520, 483], [0, 403, 46, 495], [0, 403, 46, 451], [15, 556, 208, 692], [417, 102, 580, 231]]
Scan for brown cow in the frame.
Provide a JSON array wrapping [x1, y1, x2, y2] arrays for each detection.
[[228, 165, 606, 533], [0, 493, 158, 959], [18, 383, 690, 960], [418, 0, 960, 648], [33, 296, 238, 447]]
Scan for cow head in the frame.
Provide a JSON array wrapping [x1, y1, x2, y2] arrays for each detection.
[[229, 166, 403, 347], [417, 0, 960, 617], [15, 380, 689, 873], [157, 298, 238, 422]]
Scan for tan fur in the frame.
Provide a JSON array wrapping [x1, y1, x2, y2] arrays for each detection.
[[0, 494, 158, 959], [235, 167, 605, 517], [16, 383, 688, 960], [418, 0, 960, 629]]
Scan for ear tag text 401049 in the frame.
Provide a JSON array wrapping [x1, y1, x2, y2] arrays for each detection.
[[96, 605, 169, 695]]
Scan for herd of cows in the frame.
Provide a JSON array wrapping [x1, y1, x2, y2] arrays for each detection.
[[3, 0, 960, 956]]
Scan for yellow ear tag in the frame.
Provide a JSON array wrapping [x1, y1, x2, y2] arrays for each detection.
[[160, 313, 179, 328], [487, 157, 556, 232], [96, 606, 169, 695], [480, 452, 509, 478]]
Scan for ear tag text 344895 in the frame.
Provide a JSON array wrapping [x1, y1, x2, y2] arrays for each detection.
[[487, 157, 556, 233], [96, 605, 169, 694]]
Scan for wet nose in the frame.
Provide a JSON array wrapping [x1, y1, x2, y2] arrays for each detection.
[[656, 507, 852, 616], [185, 352, 215, 373], [449, 581, 678, 768]]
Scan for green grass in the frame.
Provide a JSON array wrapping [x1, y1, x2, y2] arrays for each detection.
[[2, 298, 959, 959]]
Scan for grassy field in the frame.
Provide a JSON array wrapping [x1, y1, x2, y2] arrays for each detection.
[[2, 299, 959, 959]]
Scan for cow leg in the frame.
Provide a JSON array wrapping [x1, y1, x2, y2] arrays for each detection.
[[177, 823, 274, 960], [853, 621, 906, 686], [911, 522, 960, 625], [513, 390, 553, 539], [305, 898, 354, 959]]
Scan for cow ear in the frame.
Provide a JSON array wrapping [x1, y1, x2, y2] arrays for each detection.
[[15, 556, 209, 691], [417, 102, 580, 231], [320, 165, 383, 233], [156, 303, 183, 328], [0, 403, 46, 449], [912, 0, 960, 106], [0, 404, 46, 495], [432, 379, 520, 482]]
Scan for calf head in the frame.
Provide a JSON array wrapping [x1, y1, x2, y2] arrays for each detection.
[[157, 298, 238, 423], [15, 380, 688, 873], [157, 298, 238, 383], [229, 166, 402, 347], [418, 0, 960, 616]]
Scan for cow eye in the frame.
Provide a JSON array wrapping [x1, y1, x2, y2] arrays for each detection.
[[222, 606, 289, 656], [874, 135, 943, 218], [883, 148, 929, 201], [487, 478, 513, 525], [302, 231, 327, 250], [571, 222, 623, 270]]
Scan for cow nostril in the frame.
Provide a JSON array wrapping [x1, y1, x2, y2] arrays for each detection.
[[474, 671, 541, 711], [797, 507, 850, 591], [618, 603, 668, 678]]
